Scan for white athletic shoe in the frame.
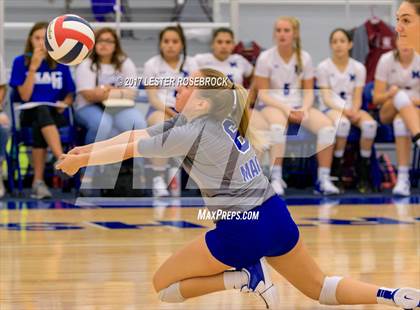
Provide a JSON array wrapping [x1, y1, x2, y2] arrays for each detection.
[[392, 178, 411, 197], [393, 288, 420, 309], [315, 178, 340, 195], [271, 178, 287, 196], [377, 287, 420, 309], [153, 176, 170, 197], [242, 258, 280, 309]]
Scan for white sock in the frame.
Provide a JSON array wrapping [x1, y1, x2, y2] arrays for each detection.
[[398, 166, 409, 181], [152, 166, 166, 180], [334, 150, 344, 158], [318, 167, 331, 181], [416, 139, 420, 148], [223, 270, 248, 290], [360, 149, 371, 158], [271, 165, 283, 181], [376, 287, 397, 307]]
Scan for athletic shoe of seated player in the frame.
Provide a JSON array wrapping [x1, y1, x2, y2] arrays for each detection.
[[315, 177, 340, 195]]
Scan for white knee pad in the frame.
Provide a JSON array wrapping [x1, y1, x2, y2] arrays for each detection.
[[334, 117, 351, 138], [319, 276, 343, 305], [393, 90, 412, 111], [317, 126, 336, 145], [158, 282, 185, 303], [267, 124, 286, 145], [393, 118, 410, 137], [361, 120, 378, 139]]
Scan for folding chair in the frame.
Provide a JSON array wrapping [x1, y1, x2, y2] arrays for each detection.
[[8, 88, 78, 194]]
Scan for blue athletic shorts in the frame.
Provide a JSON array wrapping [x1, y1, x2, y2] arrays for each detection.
[[205, 194, 300, 269]]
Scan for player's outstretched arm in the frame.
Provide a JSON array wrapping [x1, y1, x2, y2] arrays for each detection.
[[68, 129, 151, 155], [56, 141, 139, 176]]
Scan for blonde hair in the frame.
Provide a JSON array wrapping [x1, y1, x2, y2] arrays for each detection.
[[275, 16, 303, 75], [197, 68, 265, 152]]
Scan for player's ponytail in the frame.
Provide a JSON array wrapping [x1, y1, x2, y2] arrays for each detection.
[[175, 24, 187, 73], [198, 68, 265, 152]]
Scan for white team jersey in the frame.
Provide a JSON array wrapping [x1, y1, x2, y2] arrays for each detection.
[[375, 51, 420, 99], [143, 55, 198, 108], [316, 57, 366, 111], [75, 57, 137, 110], [194, 53, 253, 86], [255, 47, 314, 108]]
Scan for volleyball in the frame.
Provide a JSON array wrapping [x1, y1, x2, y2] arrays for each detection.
[[45, 14, 95, 66]]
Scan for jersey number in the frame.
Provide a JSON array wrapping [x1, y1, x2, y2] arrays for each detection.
[[222, 119, 250, 153], [283, 83, 290, 96]]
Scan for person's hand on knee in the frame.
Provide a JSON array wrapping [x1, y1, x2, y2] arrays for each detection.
[[0, 112, 10, 127]]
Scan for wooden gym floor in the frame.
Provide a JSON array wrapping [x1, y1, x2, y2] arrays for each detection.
[[0, 196, 419, 309]]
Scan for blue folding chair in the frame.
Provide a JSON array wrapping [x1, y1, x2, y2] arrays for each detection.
[[8, 88, 78, 194], [283, 124, 318, 186], [90, 0, 116, 22]]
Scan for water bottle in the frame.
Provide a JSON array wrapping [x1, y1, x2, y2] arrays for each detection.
[[168, 167, 181, 197]]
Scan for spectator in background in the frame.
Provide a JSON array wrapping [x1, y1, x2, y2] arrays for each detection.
[[317, 28, 377, 193], [9, 22, 75, 199], [254, 16, 339, 196], [373, 42, 420, 196], [143, 25, 197, 197], [0, 54, 10, 198], [194, 27, 266, 158], [74, 27, 146, 185], [195, 27, 253, 86]]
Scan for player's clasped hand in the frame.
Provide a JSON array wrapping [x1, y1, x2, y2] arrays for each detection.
[[55, 154, 82, 176], [288, 109, 305, 124], [344, 108, 361, 123], [68, 147, 84, 155], [29, 47, 46, 72]]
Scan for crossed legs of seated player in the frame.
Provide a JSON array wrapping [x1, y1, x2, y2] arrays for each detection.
[[153, 234, 412, 307], [379, 93, 419, 195], [146, 110, 173, 196], [33, 125, 64, 183], [253, 106, 337, 194], [326, 109, 377, 191], [393, 116, 413, 196], [379, 96, 420, 144]]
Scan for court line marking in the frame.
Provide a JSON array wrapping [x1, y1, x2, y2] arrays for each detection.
[[1, 237, 419, 250]]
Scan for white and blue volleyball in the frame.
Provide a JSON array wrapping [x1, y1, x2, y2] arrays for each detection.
[[45, 14, 95, 66]]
